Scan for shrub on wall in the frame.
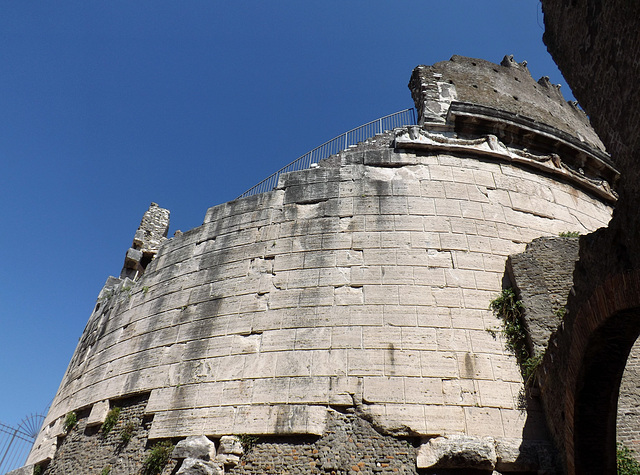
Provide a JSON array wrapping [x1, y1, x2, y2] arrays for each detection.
[[101, 407, 121, 436], [617, 443, 640, 474], [143, 441, 174, 475]]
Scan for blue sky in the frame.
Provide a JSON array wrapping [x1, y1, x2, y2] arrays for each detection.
[[0, 1, 571, 429]]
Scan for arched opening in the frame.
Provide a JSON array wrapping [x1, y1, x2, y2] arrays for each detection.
[[573, 308, 640, 473]]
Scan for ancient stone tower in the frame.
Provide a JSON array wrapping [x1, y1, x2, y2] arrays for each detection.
[[22, 56, 617, 474]]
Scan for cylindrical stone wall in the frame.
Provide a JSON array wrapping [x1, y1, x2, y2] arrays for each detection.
[[28, 126, 613, 466]]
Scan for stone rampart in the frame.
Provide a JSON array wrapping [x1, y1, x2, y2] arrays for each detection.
[[27, 56, 617, 473]]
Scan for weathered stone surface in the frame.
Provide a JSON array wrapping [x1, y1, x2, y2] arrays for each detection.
[[507, 236, 579, 356], [218, 435, 243, 456], [416, 435, 497, 469], [172, 435, 216, 461], [5, 465, 34, 475], [86, 399, 110, 427], [177, 458, 224, 475], [494, 438, 556, 472], [29, 56, 613, 474]]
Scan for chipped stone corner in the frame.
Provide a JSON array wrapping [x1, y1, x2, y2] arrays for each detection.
[[120, 202, 170, 280]]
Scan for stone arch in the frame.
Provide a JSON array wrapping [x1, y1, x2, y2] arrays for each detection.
[[559, 271, 640, 474]]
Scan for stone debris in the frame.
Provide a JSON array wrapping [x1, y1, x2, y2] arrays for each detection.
[[416, 435, 497, 470], [173, 435, 217, 461], [177, 458, 224, 475], [218, 435, 244, 456]]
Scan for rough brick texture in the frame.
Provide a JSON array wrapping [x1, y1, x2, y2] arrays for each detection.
[[507, 236, 640, 463], [39, 394, 177, 475], [227, 411, 418, 475], [534, 2, 640, 472]]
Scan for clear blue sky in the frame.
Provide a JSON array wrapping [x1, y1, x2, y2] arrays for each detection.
[[0, 1, 570, 429]]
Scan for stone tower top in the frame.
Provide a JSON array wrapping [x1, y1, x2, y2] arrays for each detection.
[[409, 55, 606, 152]]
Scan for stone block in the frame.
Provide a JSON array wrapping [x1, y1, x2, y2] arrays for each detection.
[[401, 327, 437, 350], [442, 378, 478, 406], [436, 328, 471, 352], [382, 303, 418, 325], [86, 399, 110, 427], [476, 380, 515, 408], [275, 350, 312, 377], [408, 197, 436, 216], [381, 266, 415, 285], [334, 285, 364, 306], [348, 305, 384, 326], [123, 247, 143, 268], [421, 351, 458, 378], [432, 287, 463, 308], [458, 353, 494, 380], [311, 349, 348, 377], [218, 435, 244, 455], [173, 435, 216, 460], [363, 285, 398, 305], [434, 198, 462, 217], [384, 350, 421, 377], [464, 407, 504, 438], [363, 376, 405, 403], [362, 326, 401, 349], [288, 376, 330, 403], [353, 196, 380, 215], [416, 435, 497, 469], [380, 231, 411, 248], [348, 349, 384, 376], [403, 377, 444, 404], [364, 215, 395, 231], [425, 405, 466, 434], [449, 217, 479, 235]]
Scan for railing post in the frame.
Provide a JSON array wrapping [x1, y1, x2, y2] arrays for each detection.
[[0, 428, 18, 470], [379, 117, 382, 134]]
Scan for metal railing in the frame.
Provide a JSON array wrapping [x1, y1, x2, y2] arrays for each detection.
[[237, 108, 416, 199], [0, 417, 41, 474]]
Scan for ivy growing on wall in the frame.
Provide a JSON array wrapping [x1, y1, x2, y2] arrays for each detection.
[[489, 288, 543, 386]]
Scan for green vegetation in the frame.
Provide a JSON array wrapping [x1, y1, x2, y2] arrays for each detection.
[[120, 421, 135, 444], [63, 411, 77, 433], [238, 434, 259, 452], [143, 441, 174, 475], [617, 443, 640, 474], [142, 286, 150, 294], [559, 231, 580, 237], [490, 289, 542, 386], [101, 466, 111, 475], [101, 407, 121, 436], [490, 289, 527, 362], [33, 465, 43, 475]]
